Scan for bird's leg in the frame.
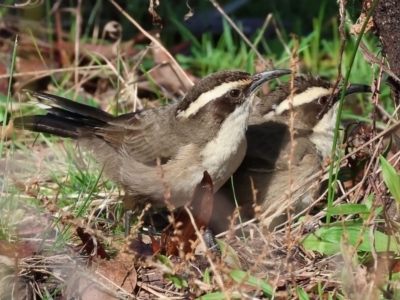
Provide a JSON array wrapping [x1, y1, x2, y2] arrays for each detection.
[[203, 227, 221, 255]]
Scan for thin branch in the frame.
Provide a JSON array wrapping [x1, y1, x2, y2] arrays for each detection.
[[109, 0, 194, 89]]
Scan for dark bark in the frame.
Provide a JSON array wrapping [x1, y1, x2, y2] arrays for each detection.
[[363, 0, 400, 102]]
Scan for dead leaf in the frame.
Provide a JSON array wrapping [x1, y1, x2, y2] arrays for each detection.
[[75, 227, 110, 260]]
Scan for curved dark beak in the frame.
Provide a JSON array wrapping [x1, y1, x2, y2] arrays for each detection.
[[335, 83, 372, 102], [344, 83, 372, 95], [317, 83, 371, 119], [250, 69, 291, 93]]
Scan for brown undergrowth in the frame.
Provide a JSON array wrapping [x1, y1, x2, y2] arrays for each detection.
[[1, 0, 400, 299]]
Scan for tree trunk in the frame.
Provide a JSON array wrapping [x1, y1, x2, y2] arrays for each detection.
[[362, 0, 400, 103]]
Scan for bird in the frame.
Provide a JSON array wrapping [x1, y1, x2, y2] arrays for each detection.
[[13, 69, 291, 224], [212, 75, 371, 231]]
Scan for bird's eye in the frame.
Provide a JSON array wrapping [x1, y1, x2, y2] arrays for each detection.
[[318, 96, 328, 105], [229, 89, 241, 98]]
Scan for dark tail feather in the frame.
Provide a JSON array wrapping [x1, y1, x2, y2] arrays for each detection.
[[25, 91, 115, 123], [14, 115, 87, 138], [13, 91, 116, 139]]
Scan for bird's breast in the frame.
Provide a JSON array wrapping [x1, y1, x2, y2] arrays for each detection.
[[200, 102, 250, 190], [309, 108, 337, 162]]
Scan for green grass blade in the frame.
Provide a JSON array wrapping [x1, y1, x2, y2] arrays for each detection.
[[380, 155, 400, 203]]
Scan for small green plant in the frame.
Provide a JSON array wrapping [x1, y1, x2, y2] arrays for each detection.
[[301, 219, 399, 255], [156, 254, 189, 289], [380, 155, 400, 204]]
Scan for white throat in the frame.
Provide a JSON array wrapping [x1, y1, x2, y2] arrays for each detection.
[[309, 106, 338, 162], [200, 98, 253, 190]]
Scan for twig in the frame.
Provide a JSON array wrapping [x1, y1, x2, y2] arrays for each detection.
[[74, 0, 82, 92], [208, 0, 276, 71], [184, 206, 228, 296], [359, 41, 400, 83], [272, 17, 291, 57], [109, 0, 193, 88], [286, 35, 299, 292]]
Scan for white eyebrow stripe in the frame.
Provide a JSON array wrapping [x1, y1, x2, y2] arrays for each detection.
[[177, 79, 252, 118], [275, 87, 331, 115]]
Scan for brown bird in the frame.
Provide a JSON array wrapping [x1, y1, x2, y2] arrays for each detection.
[[13, 69, 290, 225], [212, 75, 371, 231]]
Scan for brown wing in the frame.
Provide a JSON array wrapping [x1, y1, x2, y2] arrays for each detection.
[[94, 105, 184, 164]]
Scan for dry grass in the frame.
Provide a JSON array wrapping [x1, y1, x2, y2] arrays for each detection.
[[0, 0, 399, 299]]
